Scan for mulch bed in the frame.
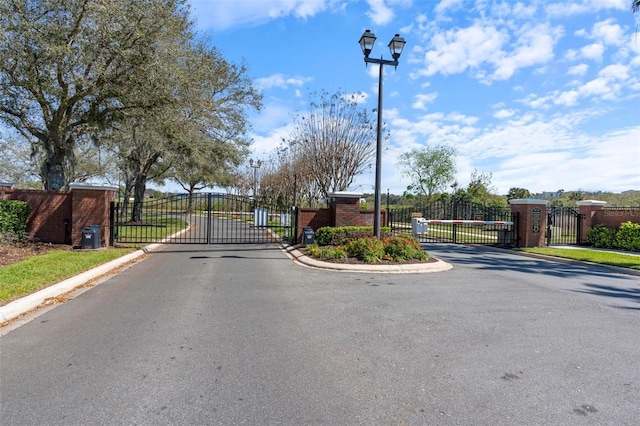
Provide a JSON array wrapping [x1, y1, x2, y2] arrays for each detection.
[[300, 248, 437, 265], [0, 242, 73, 268]]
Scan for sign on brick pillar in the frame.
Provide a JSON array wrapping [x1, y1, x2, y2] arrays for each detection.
[[508, 199, 549, 247], [69, 183, 117, 247]]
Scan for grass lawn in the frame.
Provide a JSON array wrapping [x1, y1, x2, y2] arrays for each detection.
[[517, 247, 640, 270], [0, 248, 135, 305]]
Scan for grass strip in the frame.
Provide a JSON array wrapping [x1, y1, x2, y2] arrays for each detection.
[[517, 247, 640, 270], [0, 248, 135, 304]]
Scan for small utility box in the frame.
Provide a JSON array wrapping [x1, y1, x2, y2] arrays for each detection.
[[302, 227, 315, 246], [82, 225, 101, 249], [411, 217, 429, 237], [254, 208, 268, 227]]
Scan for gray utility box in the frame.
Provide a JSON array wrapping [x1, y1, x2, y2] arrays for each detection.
[[82, 225, 101, 249], [411, 217, 429, 237], [302, 227, 315, 246]]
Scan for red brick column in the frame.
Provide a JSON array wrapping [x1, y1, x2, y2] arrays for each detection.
[[508, 199, 549, 247], [330, 192, 364, 227], [69, 184, 117, 248], [576, 200, 607, 243]]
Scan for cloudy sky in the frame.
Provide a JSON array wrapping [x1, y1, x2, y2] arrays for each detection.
[[190, 0, 640, 195]]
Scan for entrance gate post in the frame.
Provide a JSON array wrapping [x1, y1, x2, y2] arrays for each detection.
[[508, 199, 549, 247]]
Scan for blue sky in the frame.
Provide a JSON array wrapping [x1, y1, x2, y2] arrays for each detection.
[[190, 0, 640, 195]]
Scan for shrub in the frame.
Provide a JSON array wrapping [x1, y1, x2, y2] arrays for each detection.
[[616, 222, 640, 252], [383, 234, 429, 261], [314, 226, 391, 246], [586, 222, 640, 252], [586, 224, 617, 248], [0, 200, 31, 237], [344, 237, 385, 263]]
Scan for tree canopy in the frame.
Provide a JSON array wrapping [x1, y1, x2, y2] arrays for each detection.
[[396, 145, 457, 200]]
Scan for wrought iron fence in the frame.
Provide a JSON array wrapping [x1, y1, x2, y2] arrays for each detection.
[[389, 201, 517, 245]]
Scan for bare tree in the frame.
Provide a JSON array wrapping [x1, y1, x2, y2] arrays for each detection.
[[281, 90, 382, 200]]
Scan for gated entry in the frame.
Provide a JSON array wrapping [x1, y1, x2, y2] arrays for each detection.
[[110, 193, 294, 245], [389, 200, 518, 246], [546, 207, 582, 246]]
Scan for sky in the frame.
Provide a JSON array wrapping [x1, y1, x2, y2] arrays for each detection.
[[189, 0, 640, 196]]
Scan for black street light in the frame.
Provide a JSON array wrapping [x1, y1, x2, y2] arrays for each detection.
[[359, 29, 406, 238], [249, 159, 262, 198]]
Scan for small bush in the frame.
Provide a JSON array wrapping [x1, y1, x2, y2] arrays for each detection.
[[383, 234, 429, 261], [0, 200, 31, 237], [616, 222, 640, 252], [344, 237, 386, 263], [586, 224, 617, 248], [586, 222, 640, 252], [314, 226, 391, 246]]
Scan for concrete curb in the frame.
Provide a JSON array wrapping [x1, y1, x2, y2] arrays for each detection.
[[282, 244, 453, 273]]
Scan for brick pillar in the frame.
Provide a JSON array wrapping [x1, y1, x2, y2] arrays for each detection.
[[329, 191, 364, 227], [576, 200, 607, 244], [508, 199, 549, 247], [69, 184, 117, 247]]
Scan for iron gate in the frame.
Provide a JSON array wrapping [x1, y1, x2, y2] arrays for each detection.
[[110, 193, 294, 245], [546, 207, 582, 246], [389, 201, 517, 246]]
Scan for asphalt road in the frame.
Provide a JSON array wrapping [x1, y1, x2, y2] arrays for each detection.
[[1, 243, 639, 425]]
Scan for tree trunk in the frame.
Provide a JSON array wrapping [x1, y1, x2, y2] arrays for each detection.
[[130, 176, 147, 223], [42, 147, 68, 190]]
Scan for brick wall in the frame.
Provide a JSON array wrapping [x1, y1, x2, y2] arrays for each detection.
[[296, 208, 332, 242], [1, 185, 116, 247], [578, 201, 640, 242], [0, 188, 72, 244]]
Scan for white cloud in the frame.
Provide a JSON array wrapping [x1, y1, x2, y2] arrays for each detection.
[[366, 0, 394, 25], [591, 19, 626, 46], [580, 43, 604, 61], [417, 21, 561, 83], [493, 109, 515, 119], [546, 0, 626, 18], [599, 63, 628, 80], [411, 92, 438, 110], [420, 24, 508, 77], [434, 0, 464, 16], [255, 74, 312, 90], [490, 24, 560, 81], [567, 63, 589, 76], [190, 0, 334, 31]]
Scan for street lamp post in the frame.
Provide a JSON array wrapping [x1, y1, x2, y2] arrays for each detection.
[[249, 159, 262, 198], [359, 29, 406, 238]]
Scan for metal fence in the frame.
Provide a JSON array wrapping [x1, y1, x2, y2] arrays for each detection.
[[389, 201, 517, 246]]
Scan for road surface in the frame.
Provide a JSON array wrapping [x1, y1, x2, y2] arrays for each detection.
[[1, 243, 638, 425]]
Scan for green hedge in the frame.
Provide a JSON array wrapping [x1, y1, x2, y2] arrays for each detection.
[[586, 222, 640, 252], [0, 200, 31, 237], [314, 226, 391, 246]]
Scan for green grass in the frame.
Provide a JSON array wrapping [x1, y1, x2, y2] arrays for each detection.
[[517, 247, 640, 270], [115, 217, 189, 242], [0, 248, 135, 305]]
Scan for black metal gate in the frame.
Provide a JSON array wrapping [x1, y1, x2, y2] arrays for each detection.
[[546, 207, 582, 246], [110, 193, 294, 245], [389, 201, 517, 246]]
